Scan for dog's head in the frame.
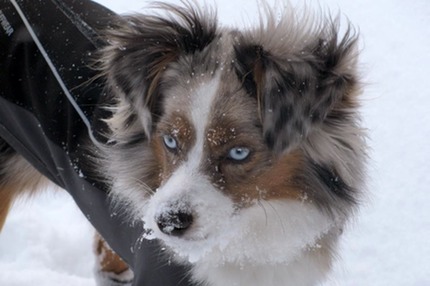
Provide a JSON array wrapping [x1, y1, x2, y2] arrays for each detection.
[[99, 2, 366, 268]]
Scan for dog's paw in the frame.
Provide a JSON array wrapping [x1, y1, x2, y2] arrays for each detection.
[[94, 233, 134, 286], [95, 268, 134, 286]]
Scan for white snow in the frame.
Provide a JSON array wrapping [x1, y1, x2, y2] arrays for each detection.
[[1, 0, 430, 285]]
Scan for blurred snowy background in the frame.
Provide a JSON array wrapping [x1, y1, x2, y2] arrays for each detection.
[[1, 0, 429, 285]]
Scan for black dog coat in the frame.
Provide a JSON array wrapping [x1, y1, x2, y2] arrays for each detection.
[[0, 0, 192, 285]]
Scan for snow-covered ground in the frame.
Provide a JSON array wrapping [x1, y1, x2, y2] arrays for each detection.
[[1, 0, 429, 285]]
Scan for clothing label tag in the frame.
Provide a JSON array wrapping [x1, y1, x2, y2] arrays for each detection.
[[0, 10, 14, 37]]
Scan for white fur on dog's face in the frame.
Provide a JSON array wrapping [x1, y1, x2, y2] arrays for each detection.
[[141, 73, 336, 267], [143, 74, 236, 260]]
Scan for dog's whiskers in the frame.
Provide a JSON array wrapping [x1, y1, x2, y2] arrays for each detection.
[[265, 200, 288, 236], [131, 177, 155, 196], [257, 198, 269, 227], [256, 199, 289, 236]]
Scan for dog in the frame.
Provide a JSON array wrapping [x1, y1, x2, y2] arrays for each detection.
[[0, 2, 366, 286], [96, 2, 367, 286]]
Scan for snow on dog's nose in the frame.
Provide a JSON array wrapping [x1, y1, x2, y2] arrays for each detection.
[[156, 208, 194, 236]]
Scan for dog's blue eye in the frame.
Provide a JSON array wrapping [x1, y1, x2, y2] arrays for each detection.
[[163, 135, 178, 150], [228, 147, 250, 161]]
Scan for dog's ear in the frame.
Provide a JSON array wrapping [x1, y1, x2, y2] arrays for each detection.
[[99, 3, 217, 139], [234, 17, 359, 153]]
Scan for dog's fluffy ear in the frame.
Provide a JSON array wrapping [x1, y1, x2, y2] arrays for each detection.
[[99, 3, 217, 139], [234, 13, 359, 153]]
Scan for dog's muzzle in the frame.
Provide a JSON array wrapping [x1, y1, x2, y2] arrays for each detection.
[[155, 209, 194, 236]]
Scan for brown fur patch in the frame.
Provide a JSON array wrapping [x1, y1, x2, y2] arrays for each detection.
[[225, 151, 305, 205], [94, 233, 129, 275], [0, 187, 13, 231], [0, 155, 48, 231], [155, 114, 196, 181], [158, 114, 195, 152], [150, 134, 170, 184], [206, 125, 237, 148]]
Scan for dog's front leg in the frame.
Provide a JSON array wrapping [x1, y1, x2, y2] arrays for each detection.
[[0, 187, 13, 232], [94, 232, 134, 286]]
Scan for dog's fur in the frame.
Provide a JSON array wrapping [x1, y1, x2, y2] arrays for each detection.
[[0, 2, 366, 286], [96, 2, 366, 286]]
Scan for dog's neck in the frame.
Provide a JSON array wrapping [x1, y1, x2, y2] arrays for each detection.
[[191, 247, 333, 286]]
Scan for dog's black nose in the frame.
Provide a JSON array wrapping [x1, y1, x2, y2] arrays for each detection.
[[156, 210, 193, 236]]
